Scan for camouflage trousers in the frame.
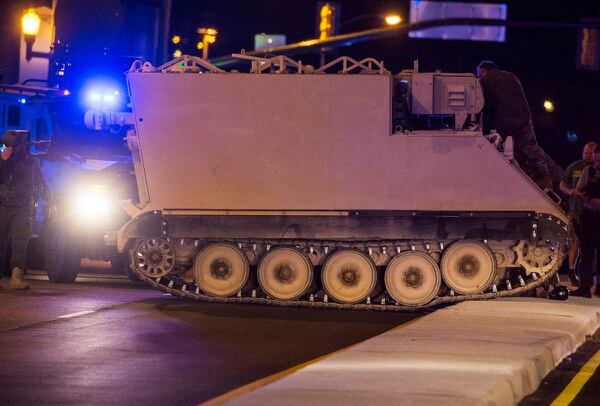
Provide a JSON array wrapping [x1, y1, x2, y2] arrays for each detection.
[[0, 205, 32, 270], [504, 120, 553, 190], [579, 211, 600, 288]]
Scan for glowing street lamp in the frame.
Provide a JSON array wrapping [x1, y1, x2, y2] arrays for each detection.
[[339, 13, 403, 31], [22, 8, 41, 36], [543, 100, 555, 113], [384, 14, 402, 26], [197, 27, 218, 60], [22, 8, 46, 62]]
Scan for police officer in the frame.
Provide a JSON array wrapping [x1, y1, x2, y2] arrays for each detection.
[[477, 61, 553, 191], [0, 130, 49, 290]]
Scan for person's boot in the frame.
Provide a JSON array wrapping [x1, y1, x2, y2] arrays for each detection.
[[568, 269, 580, 287], [10, 267, 30, 290], [570, 286, 592, 298]]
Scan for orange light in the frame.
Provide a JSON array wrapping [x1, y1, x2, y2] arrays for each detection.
[[543, 100, 555, 113], [384, 14, 402, 26], [173, 49, 182, 58], [22, 8, 41, 36], [197, 27, 218, 36], [172, 35, 181, 44], [319, 4, 334, 40]]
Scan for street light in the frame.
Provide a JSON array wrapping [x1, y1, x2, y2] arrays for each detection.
[[339, 13, 403, 32], [384, 14, 402, 26], [319, 11, 402, 66], [22, 8, 42, 62], [21, 7, 51, 62], [197, 27, 218, 60], [22, 8, 41, 36]]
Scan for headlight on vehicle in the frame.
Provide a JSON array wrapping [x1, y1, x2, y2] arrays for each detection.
[[71, 185, 110, 220], [75, 194, 109, 216]]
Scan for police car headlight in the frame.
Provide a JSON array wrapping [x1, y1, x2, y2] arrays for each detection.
[[74, 194, 109, 217], [71, 185, 111, 220]]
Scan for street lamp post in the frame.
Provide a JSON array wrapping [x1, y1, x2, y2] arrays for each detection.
[[197, 27, 218, 60], [21, 7, 54, 62], [19, 6, 55, 85], [339, 13, 402, 33], [21, 8, 50, 62], [319, 12, 402, 66]]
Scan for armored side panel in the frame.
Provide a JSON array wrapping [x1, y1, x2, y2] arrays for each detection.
[[126, 72, 564, 221]]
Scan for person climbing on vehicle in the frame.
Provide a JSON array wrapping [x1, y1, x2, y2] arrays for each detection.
[[477, 61, 553, 191]]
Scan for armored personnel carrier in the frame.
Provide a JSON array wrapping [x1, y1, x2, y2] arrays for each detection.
[[94, 54, 567, 311]]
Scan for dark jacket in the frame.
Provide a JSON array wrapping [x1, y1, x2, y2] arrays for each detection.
[[480, 69, 531, 134], [0, 154, 46, 206]]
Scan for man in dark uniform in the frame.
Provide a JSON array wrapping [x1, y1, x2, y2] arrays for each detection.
[[0, 130, 49, 290], [559, 142, 597, 286], [571, 144, 600, 297], [477, 61, 553, 191]]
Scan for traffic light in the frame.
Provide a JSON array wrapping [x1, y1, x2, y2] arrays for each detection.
[[316, 2, 340, 40], [576, 20, 600, 71]]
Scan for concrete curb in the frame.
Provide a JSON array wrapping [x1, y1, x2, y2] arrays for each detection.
[[223, 297, 600, 405]]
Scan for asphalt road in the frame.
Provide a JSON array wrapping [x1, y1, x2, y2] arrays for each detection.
[[0, 273, 414, 405], [520, 329, 600, 406]]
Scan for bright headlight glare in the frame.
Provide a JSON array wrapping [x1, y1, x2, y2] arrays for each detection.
[[73, 193, 110, 218]]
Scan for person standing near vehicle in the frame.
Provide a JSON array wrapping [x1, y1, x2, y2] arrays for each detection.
[[560, 142, 597, 286], [571, 144, 600, 297], [477, 61, 554, 191], [0, 130, 49, 290]]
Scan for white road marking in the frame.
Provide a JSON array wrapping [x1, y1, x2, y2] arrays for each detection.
[[58, 310, 95, 319]]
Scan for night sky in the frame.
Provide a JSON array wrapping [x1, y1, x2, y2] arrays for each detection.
[[170, 0, 600, 166], [1, 0, 599, 166]]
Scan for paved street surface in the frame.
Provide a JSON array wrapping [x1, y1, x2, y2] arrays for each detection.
[[2, 273, 600, 405], [0, 273, 411, 405], [521, 331, 600, 406], [215, 297, 600, 406]]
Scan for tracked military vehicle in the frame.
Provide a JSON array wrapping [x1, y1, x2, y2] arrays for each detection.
[[93, 54, 567, 311]]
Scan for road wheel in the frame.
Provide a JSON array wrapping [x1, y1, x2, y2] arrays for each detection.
[[193, 243, 249, 297], [257, 247, 313, 300], [440, 240, 496, 294], [321, 249, 377, 304], [385, 251, 441, 306]]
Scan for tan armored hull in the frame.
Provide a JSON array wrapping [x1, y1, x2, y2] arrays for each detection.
[[127, 73, 564, 220], [117, 56, 567, 310]]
